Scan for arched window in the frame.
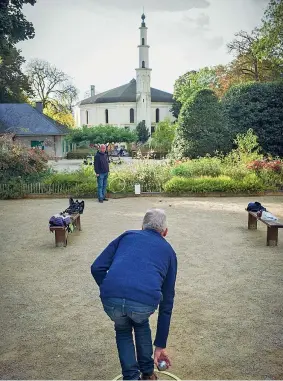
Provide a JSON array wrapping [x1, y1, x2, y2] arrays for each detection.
[[142, 61, 145, 68], [142, 38, 145, 45], [130, 108, 134, 123], [156, 108, 160, 123], [105, 109, 109, 124], [86, 110, 89, 125]]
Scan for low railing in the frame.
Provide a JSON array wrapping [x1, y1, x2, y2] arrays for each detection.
[[0, 182, 74, 195]]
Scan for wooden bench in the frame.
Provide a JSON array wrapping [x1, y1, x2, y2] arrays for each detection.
[[247, 210, 283, 246], [49, 213, 82, 247]]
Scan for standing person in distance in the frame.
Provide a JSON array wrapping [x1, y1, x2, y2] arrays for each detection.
[[94, 144, 109, 203]]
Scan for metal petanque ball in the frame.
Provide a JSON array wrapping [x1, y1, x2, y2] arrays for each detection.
[[157, 360, 168, 371]]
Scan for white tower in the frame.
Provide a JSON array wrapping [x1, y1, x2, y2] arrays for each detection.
[[136, 13, 152, 132]]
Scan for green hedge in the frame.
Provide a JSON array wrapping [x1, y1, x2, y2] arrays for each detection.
[[164, 174, 267, 194], [172, 158, 222, 178]]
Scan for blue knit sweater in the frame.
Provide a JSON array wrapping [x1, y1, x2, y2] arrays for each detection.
[[90, 229, 177, 348]]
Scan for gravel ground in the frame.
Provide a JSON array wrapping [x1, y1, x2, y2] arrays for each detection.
[[0, 196, 283, 380]]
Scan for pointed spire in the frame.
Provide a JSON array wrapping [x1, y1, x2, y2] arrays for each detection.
[[141, 10, 146, 27]]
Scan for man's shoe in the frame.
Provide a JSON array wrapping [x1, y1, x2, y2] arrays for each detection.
[[103, 198, 109, 201], [99, 200, 103, 203], [142, 373, 158, 380]]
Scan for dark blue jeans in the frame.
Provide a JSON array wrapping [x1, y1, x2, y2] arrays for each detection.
[[97, 172, 108, 201], [102, 298, 156, 380]]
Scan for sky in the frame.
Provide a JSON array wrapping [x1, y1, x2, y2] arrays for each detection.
[[18, 0, 269, 100]]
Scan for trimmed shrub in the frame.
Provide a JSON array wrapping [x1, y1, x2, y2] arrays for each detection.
[[172, 157, 222, 178], [164, 175, 266, 194], [172, 89, 231, 158], [69, 182, 97, 197]]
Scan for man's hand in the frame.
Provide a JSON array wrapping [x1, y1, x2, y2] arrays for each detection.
[[96, 173, 99, 177], [154, 347, 171, 368]]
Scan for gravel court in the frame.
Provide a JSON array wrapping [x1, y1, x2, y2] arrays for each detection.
[[0, 196, 282, 380]]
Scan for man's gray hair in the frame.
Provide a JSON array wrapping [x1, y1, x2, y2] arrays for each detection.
[[142, 208, 167, 233]]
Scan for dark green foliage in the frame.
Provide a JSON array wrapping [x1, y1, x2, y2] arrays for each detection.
[[136, 121, 150, 143], [0, 0, 36, 102], [0, 0, 36, 46], [222, 81, 283, 156], [0, 45, 32, 102], [170, 100, 182, 119], [172, 89, 232, 158]]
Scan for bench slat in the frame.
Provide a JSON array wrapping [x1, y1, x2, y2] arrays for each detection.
[[247, 210, 283, 228]]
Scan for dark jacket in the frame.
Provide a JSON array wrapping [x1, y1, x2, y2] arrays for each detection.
[[94, 151, 109, 174], [91, 229, 178, 349]]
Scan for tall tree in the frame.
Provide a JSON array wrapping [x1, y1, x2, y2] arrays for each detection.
[[26, 59, 78, 110], [151, 118, 176, 152], [222, 82, 283, 156], [44, 101, 75, 128], [0, 0, 36, 47], [172, 89, 231, 159], [227, 30, 281, 82], [136, 121, 150, 143], [0, 0, 36, 102], [257, 0, 283, 67], [0, 46, 32, 103]]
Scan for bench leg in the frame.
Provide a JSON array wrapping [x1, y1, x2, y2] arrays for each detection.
[[76, 215, 82, 231], [248, 213, 257, 230], [54, 229, 68, 247], [267, 227, 278, 247]]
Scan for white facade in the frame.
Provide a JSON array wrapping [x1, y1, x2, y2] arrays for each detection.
[[75, 103, 174, 131], [74, 14, 174, 133]]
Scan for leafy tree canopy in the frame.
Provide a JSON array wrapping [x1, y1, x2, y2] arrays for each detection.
[[0, 0, 36, 102], [222, 81, 283, 156], [172, 89, 231, 159], [151, 118, 176, 152], [67, 125, 138, 145]]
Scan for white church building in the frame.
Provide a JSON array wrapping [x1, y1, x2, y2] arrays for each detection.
[[74, 14, 174, 133]]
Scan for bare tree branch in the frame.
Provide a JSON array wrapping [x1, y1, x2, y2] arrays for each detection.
[[26, 59, 78, 109]]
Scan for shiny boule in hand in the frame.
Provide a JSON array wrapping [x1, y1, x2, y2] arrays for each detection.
[[157, 360, 167, 371]]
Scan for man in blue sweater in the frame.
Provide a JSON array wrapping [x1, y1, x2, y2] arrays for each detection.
[[91, 209, 177, 380], [94, 144, 109, 203]]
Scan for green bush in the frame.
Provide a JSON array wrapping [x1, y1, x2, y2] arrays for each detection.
[[222, 82, 283, 156], [172, 89, 231, 158], [172, 157, 222, 178], [0, 135, 49, 182], [69, 182, 97, 197], [221, 164, 249, 180], [0, 178, 25, 199], [164, 175, 266, 194], [239, 174, 266, 192], [43, 171, 83, 186], [256, 169, 283, 189]]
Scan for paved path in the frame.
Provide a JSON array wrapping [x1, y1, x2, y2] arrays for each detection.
[[49, 158, 133, 172]]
